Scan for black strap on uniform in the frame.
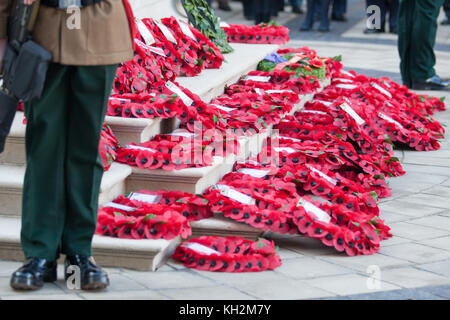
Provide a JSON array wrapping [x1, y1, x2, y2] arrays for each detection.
[[40, 0, 105, 8]]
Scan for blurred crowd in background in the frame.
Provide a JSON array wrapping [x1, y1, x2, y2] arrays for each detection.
[[206, 0, 450, 33]]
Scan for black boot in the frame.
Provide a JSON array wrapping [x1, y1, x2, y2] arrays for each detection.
[[10, 258, 57, 290], [364, 27, 385, 34], [65, 255, 109, 290], [292, 5, 304, 14], [218, 0, 232, 11], [411, 75, 450, 91]]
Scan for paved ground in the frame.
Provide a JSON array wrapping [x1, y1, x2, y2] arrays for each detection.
[[1, 0, 449, 300]]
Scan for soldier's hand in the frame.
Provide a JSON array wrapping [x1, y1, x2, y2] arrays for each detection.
[[24, 0, 38, 4]]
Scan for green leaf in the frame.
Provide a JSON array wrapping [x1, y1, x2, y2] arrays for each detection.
[[370, 191, 378, 202], [257, 240, 266, 249], [143, 214, 156, 221]]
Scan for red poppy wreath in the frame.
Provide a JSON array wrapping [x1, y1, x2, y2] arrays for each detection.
[[173, 236, 282, 272]]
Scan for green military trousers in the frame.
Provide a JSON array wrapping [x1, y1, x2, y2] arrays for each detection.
[[22, 63, 117, 261], [398, 0, 445, 87]]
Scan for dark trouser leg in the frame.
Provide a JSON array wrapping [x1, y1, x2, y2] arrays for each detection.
[[367, 0, 387, 30], [332, 0, 347, 17], [319, 0, 331, 30], [301, 0, 316, 28], [21, 64, 70, 261], [398, 0, 444, 86], [255, 0, 272, 24], [60, 65, 117, 257], [388, 0, 399, 30], [445, 0, 450, 19], [243, 0, 255, 19]]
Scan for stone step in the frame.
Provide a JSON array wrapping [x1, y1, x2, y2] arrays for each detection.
[[132, 0, 182, 20], [0, 162, 132, 217], [126, 154, 239, 194], [104, 116, 169, 146], [190, 215, 264, 241], [0, 112, 26, 166], [178, 43, 281, 103], [0, 113, 170, 166], [123, 80, 330, 195], [0, 216, 179, 271]]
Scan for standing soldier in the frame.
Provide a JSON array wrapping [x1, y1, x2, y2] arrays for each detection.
[[0, 0, 134, 290], [398, 0, 449, 90]]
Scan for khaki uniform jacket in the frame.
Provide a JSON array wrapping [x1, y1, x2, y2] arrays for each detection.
[[0, 0, 134, 65]]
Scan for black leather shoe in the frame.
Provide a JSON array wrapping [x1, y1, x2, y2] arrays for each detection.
[[292, 6, 304, 14], [10, 258, 57, 290], [364, 28, 385, 34], [441, 18, 450, 25], [332, 14, 347, 22], [318, 26, 330, 32], [300, 24, 312, 31], [65, 255, 109, 290], [218, 0, 231, 11], [411, 75, 450, 91]]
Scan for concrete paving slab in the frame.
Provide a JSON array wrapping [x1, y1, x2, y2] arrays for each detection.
[[381, 243, 450, 264], [302, 274, 401, 296], [380, 267, 450, 289]]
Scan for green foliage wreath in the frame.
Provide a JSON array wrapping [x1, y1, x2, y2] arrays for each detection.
[[181, 0, 233, 54]]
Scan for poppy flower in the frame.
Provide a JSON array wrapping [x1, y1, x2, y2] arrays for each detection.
[[333, 230, 346, 252]]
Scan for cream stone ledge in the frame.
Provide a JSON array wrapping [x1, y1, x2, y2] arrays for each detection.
[[131, 0, 182, 20], [0, 216, 180, 271], [92, 234, 181, 271], [0, 112, 26, 165], [183, 81, 331, 242], [190, 214, 264, 241], [177, 43, 281, 102], [122, 77, 332, 195], [126, 154, 238, 194], [104, 116, 166, 146], [0, 162, 132, 217]]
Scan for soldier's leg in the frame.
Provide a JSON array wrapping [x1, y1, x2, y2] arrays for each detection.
[[408, 0, 445, 84], [60, 65, 117, 257], [21, 64, 70, 261], [398, 0, 415, 87]]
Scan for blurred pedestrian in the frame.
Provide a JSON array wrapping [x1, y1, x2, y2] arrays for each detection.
[[242, 0, 280, 24], [242, 0, 255, 20], [271, 0, 284, 17], [300, 0, 331, 32], [290, 0, 304, 14], [364, 0, 399, 34], [442, 0, 450, 25], [398, 0, 449, 90], [332, 0, 347, 21], [206, 0, 232, 11]]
